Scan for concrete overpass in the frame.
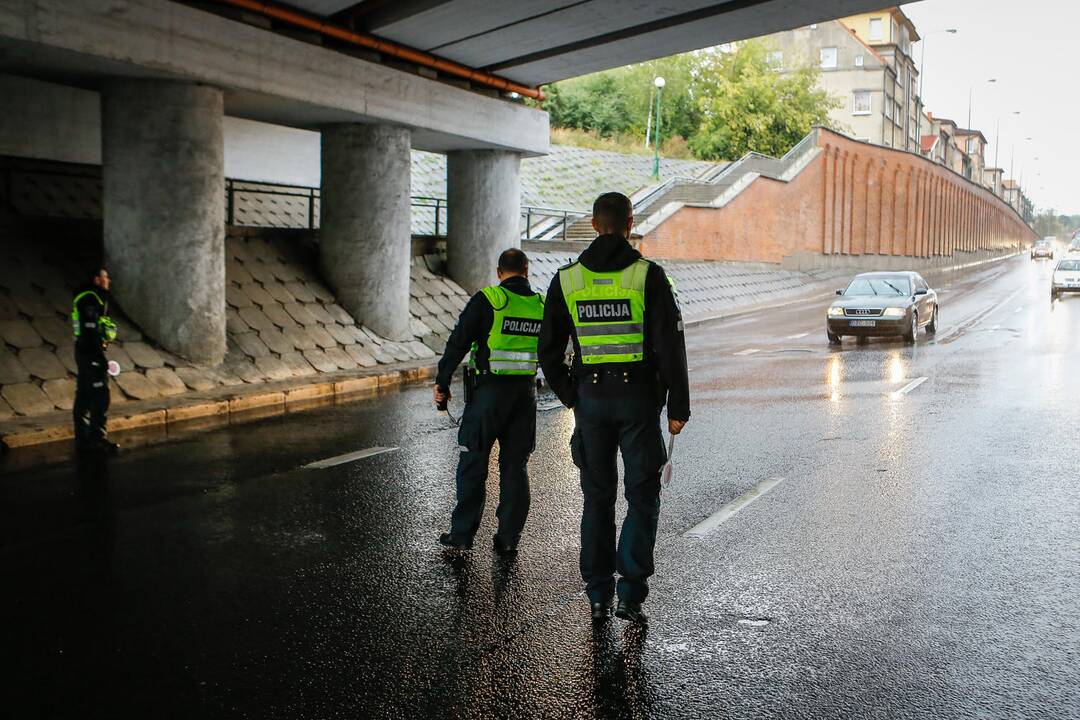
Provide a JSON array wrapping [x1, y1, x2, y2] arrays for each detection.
[[0, 0, 908, 364]]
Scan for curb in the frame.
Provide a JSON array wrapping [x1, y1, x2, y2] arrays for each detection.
[[0, 362, 437, 451]]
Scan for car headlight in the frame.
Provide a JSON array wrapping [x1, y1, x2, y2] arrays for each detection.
[[882, 307, 905, 318], [828, 307, 845, 318]]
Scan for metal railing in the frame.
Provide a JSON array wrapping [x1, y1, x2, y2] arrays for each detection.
[[1, 160, 592, 241]]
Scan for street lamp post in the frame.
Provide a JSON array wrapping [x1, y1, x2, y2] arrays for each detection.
[[916, 28, 957, 152], [652, 76, 665, 180]]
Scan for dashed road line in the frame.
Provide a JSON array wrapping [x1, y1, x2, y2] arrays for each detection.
[[891, 376, 928, 400], [786, 332, 810, 339], [684, 478, 784, 537], [733, 348, 761, 356], [1014, 306, 1024, 314], [303, 446, 398, 470]]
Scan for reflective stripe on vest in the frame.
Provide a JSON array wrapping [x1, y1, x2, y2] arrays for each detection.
[[560, 259, 649, 364], [469, 285, 545, 376]]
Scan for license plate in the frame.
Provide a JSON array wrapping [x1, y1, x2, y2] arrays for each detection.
[[849, 320, 877, 327]]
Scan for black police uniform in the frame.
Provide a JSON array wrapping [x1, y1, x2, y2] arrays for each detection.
[[72, 286, 112, 450], [538, 234, 690, 606], [436, 275, 539, 547]]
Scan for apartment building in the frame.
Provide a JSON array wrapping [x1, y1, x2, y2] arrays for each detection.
[[761, 7, 921, 151], [955, 129, 988, 185]]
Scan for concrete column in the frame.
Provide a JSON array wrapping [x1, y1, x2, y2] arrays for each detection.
[[102, 80, 225, 365], [447, 150, 522, 293], [320, 124, 412, 341]]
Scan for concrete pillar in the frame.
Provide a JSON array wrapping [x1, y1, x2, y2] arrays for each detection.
[[102, 81, 226, 365], [320, 124, 412, 341], [447, 150, 522, 293]]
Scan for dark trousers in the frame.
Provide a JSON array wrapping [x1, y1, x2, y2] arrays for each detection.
[[571, 389, 666, 605], [73, 348, 110, 446], [450, 378, 536, 541]]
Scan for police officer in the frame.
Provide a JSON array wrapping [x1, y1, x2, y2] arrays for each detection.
[[72, 267, 119, 454], [434, 248, 544, 554], [538, 192, 690, 625]]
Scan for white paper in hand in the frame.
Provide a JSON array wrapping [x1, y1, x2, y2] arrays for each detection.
[[106, 360, 121, 377], [660, 434, 676, 489]]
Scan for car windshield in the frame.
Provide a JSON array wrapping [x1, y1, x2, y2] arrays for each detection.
[[1036, 242, 1049, 247], [1057, 260, 1080, 271], [844, 277, 911, 297]]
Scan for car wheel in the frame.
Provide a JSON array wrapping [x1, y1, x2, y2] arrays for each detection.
[[926, 306, 938, 334], [827, 331, 842, 345], [904, 311, 918, 343]]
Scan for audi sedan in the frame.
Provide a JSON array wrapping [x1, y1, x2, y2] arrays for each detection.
[[827, 272, 938, 344]]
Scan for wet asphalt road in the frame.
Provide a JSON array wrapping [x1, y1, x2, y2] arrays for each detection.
[[3, 255, 1079, 719]]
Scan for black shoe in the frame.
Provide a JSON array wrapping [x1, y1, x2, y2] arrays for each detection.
[[492, 535, 519, 555], [590, 599, 614, 622], [76, 439, 119, 456], [101, 440, 120, 455], [615, 600, 648, 626], [439, 532, 473, 550]]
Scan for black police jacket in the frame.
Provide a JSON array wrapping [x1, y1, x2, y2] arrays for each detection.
[[73, 283, 111, 357], [436, 275, 538, 391], [538, 234, 690, 422]]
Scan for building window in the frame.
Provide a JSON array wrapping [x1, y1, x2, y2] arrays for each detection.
[[768, 50, 783, 68], [884, 98, 893, 119], [853, 91, 872, 115], [820, 47, 837, 69], [967, 137, 977, 154], [854, 54, 864, 68], [869, 17, 883, 41]]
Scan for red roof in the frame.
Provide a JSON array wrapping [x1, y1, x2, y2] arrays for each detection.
[[920, 135, 938, 154]]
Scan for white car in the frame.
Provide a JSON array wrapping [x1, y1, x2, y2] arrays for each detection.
[[1032, 241, 1054, 260], [1051, 259, 1080, 300]]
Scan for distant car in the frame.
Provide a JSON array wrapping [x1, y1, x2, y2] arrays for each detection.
[[1051, 259, 1080, 300], [1032, 241, 1054, 260], [827, 272, 938, 344], [1068, 240, 1080, 256]]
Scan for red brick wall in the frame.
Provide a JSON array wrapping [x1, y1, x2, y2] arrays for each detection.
[[640, 129, 1037, 263]]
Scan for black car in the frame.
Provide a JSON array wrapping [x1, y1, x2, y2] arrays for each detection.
[[827, 271, 938, 344]]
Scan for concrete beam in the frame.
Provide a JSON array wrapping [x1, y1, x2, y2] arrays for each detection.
[[446, 150, 521, 294], [102, 80, 226, 365], [0, 0, 548, 155], [320, 124, 412, 341]]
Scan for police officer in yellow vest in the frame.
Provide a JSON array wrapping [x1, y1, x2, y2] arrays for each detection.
[[434, 248, 544, 554], [539, 192, 690, 625], [72, 266, 119, 454]]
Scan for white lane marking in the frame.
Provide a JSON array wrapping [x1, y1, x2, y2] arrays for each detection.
[[733, 348, 761, 356], [303, 446, 398, 470], [684, 478, 784, 538], [786, 332, 809, 339], [891, 376, 928, 400], [1014, 306, 1024, 314], [991, 324, 1001, 331]]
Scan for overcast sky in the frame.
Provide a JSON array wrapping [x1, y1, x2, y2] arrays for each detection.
[[904, 0, 1074, 214]]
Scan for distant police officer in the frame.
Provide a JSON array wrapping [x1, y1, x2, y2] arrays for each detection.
[[538, 192, 690, 625], [434, 249, 544, 554], [72, 267, 119, 454]]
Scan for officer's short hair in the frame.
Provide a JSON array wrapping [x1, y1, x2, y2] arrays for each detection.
[[87, 265, 107, 283], [592, 192, 633, 233], [498, 248, 529, 275]]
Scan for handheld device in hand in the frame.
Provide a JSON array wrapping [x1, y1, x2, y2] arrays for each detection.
[[660, 434, 676, 488]]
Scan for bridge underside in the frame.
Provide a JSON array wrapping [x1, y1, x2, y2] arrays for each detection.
[[0, 0, 911, 363]]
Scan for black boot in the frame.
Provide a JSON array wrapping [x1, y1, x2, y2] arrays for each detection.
[[439, 532, 473, 550], [615, 600, 648, 626], [590, 598, 614, 622], [492, 535, 519, 555]]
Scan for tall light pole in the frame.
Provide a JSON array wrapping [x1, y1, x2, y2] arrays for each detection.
[[652, 75, 665, 180], [916, 27, 957, 144]]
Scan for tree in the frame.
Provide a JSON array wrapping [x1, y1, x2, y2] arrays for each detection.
[[541, 54, 700, 142], [688, 41, 840, 161]]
